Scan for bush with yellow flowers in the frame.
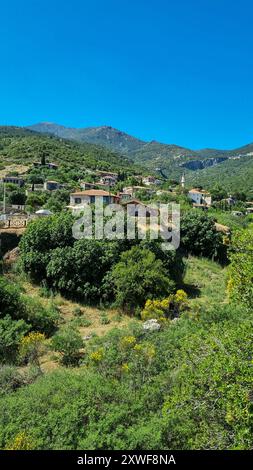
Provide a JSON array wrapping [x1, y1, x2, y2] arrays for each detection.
[[89, 348, 104, 363], [120, 335, 136, 349], [141, 290, 188, 322], [174, 289, 188, 311], [121, 363, 130, 374], [19, 332, 45, 367], [5, 431, 36, 450]]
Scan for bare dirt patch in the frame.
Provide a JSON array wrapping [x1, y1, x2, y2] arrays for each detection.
[[0, 164, 30, 177]]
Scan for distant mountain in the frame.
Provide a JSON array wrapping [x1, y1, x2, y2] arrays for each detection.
[[28, 123, 201, 168], [1, 123, 253, 193], [27, 122, 253, 180], [28, 123, 146, 155]]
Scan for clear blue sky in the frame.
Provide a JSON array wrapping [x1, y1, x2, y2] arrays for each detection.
[[1, 0, 253, 149]]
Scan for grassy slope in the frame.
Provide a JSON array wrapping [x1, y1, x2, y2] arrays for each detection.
[[208, 209, 253, 232], [12, 277, 134, 373], [183, 256, 227, 310]]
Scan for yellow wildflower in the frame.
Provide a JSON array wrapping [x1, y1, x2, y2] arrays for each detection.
[[90, 348, 104, 362]]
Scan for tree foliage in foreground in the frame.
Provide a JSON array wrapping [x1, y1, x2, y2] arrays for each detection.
[[181, 211, 224, 259], [0, 303, 252, 450], [228, 227, 253, 309], [19, 214, 181, 307]]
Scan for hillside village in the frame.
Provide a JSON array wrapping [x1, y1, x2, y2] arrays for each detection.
[[1, 128, 253, 451], [1, 151, 252, 243]]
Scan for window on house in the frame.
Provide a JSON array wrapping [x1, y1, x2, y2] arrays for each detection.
[[74, 198, 82, 204]]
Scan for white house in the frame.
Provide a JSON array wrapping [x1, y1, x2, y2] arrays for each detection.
[[143, 176, 162, 186], [118, 192, 132, 202], [188, 188, 212, 206], [80, 181, 96, 190], [69, 190, 120, 208]]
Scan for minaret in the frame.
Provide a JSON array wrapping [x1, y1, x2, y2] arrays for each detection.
[[181, 173, 185, 188]]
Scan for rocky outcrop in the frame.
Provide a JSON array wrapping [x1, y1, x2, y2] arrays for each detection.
[[181, 156, 228, 171]]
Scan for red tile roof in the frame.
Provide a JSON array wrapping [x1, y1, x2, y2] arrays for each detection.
[[71, 190, 119, 197]]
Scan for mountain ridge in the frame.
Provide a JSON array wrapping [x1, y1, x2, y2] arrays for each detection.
[[26, 122, 253, 183], [27, 121, 253, 157]]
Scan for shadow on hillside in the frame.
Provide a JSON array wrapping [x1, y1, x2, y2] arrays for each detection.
[[0, 232, 22, 256], [181, 283, 201, 299]]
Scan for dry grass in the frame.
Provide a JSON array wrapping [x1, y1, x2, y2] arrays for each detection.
[[0, 164, 30, 178], [18, 280, 133, 373]]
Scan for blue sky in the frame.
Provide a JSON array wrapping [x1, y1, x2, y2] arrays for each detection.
[[1, 0, 253, 149]]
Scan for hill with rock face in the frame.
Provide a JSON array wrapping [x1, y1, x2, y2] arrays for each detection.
[[27, 123, 253, 190]]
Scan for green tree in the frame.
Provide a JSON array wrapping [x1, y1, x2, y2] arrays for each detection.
[[8, 190, 26, 206], [232, 191, 247, 202], [45, 190, 70, 213], [19, 212, 74, 281], [110, 246, 175, 313], [0, 316, 29, 363], [210, 185, 228, 202], [51, 327, 84, 366], [25, 192, 47, 210], [181, 211, 223, 259]]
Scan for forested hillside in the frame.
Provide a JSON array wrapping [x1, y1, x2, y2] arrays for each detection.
[[0, 127, 142, 174], [28, 122, 253, 190], [186, 153, 253, 194]]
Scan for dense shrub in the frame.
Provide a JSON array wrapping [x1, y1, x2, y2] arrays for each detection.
[[21, 297, 59, 336], [0, 316, 29, 363], [181, 211, 223, 258], [0, 277, 25, 319], [227, 227, 253, 308], [51, 327, 84, 366], [0, 277, 59, 363], [19, 212, 74, 282], [0, 366, 25, 397], [110, 246, 175, 313]]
